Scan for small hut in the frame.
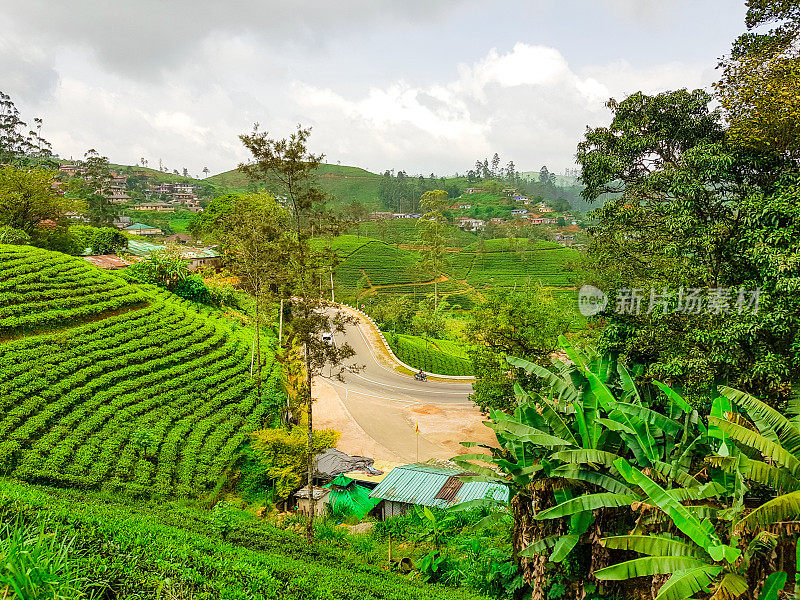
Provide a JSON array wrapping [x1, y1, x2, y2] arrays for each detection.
[[324, 475, 381, 519]]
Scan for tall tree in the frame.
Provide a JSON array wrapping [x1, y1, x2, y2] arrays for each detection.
[[576, 88, 799, 403], [417, 189, 450, 309], [0, 166, 77, 234], [491, 153, 501, 177], [223, 193, 292, 409], [238, 124, 356, 540], [715, 0, 800, 162], [77, 149, 117, 227], [0, 91, 52, 163]]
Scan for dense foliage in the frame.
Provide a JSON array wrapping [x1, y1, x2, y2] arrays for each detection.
[[458, 338, 800, 600], [385, 332, 473, 376]]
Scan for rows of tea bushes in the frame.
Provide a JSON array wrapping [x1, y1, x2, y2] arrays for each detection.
[[0, 244, 146, 333], [0, 480, 490, 600], [334, 240, 429, 288], [385, 332, 473, 376], [0, 246, 282, 496]]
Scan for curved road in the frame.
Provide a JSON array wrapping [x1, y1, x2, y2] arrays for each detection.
[[316, 307, 480, 462]]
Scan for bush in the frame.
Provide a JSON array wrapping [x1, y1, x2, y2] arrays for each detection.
[[174, 274, 213, 304], [0, 226, 30, 245], [91, 227, 128, 254]]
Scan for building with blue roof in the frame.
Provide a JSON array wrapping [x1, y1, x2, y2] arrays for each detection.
[[369, 460, 509, 519]]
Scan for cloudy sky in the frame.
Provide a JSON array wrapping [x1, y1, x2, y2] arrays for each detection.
[[2, 0, 746, 177]]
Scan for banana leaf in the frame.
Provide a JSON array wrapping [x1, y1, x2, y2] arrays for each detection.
[[734, 490, 800, 534], [602, 535, 708, 558], [652, 566, 722, 600], [708, 417, 800, 476], [534, 492, 636, 520], [720, 385, 800, 456], [594, 556, 709, 580], [614, 458, 722, 552], [552, 449, 620, 467]]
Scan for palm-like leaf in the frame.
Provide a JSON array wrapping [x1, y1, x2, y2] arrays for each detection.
[[594, 556, 709, 580], [757, 572, 787, 600], [710, 573, 748, 600], [614, 458, 722, 552], [734, 490, 800, 534], [653, 380, 694, 415], [550, 465, 634, 495], [617, 361, 641, 402], [719, 385, 800, 456], [602, 535, 708, 558], [552, 449, 620, 467], [707, 417, 800, 476], [506, 355, 578, 403], [653, 566, 723, 600], [534, 492, 636, 520], [613, 402, 683, 437]]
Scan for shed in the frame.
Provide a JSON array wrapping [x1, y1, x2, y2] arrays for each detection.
[[369, 461, 509, 519], [83, 255, 133, 270], [324, 474, 381, 519], [293, 486, 330, 517]]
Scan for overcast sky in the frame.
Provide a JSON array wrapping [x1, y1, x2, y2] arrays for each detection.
[[2, 0, 746, 177]]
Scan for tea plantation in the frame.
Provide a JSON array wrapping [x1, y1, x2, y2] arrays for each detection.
[[332, 239, 430, 289], [385, 332, 473, 376], [0, 244, 281, 497], [0, 479, 491, 600]]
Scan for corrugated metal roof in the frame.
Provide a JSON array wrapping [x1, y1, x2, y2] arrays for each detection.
[[369, 462, 509, 509], [83, 255, 132, 270], [126, 240, 219, 259]]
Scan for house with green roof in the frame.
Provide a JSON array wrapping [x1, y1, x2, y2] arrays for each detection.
[[369, 461, 509, 519], [124, 222, 162, 236]]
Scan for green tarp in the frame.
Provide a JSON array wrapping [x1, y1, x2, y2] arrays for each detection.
[[324, 474, 380, 519]]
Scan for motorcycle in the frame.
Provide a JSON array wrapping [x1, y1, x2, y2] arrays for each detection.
[[414, 372, 427, 382]]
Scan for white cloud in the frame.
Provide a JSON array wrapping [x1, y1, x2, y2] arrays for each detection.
[[288, 43, 707, 174]]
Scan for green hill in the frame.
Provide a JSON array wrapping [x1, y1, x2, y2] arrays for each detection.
[[0, 245, 281, 496], [322, 237, 431, 290], [207, 163, 384, 209]]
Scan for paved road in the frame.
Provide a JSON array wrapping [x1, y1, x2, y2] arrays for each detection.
[[317, 307, 477, 462]]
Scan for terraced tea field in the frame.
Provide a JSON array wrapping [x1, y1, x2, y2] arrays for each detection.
[[333, 239, 430, 289], [385, 332, 473, 376], [0, 245, 281, 497], [465, 246, 579, 288]]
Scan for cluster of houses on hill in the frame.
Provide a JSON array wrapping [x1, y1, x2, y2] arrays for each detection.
[[57, 163, 203, 213], [139, 182, 202, 212]]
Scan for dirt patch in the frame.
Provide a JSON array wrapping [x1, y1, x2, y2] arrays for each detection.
[[411, 405, 442, 415], [403, 403, 495, 458]]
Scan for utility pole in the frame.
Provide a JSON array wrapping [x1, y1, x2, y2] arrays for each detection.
[[279, 298, 283, 343]]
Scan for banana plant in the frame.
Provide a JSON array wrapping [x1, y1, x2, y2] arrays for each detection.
[[707, 385, 800, 494], [594, 457, 798, 600]]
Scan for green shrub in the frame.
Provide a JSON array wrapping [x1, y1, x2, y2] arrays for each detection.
[[174, 274, 213, 304], [91, 227, 128, 255], [0, 226, 30, 245]]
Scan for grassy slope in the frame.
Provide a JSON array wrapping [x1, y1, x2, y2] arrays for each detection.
[[0, 245, 280, 496], [0, 479, 490, 600], [207, 163, 384, 210]]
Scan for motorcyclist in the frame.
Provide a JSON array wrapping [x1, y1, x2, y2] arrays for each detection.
[[416, 370, 427, 381]]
